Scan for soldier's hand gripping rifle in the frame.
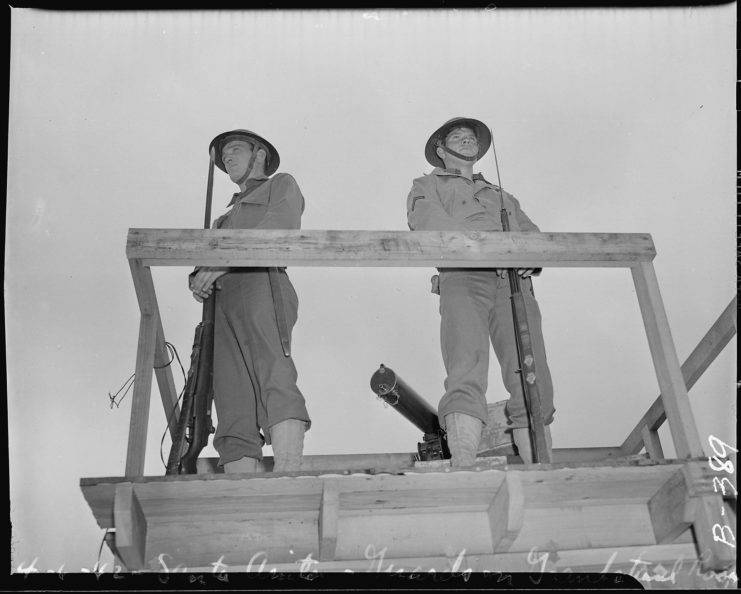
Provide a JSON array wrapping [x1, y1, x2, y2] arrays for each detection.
[[165, 153, 217, 475], [370, 364, 450, 461], [491, 134, 551, 463]]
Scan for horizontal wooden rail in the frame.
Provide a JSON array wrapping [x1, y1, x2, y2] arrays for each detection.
[[126, 229, 656, 268]]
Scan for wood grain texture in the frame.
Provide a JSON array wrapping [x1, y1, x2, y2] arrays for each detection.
[[488, 472, 524, 552], [648, 469, 692, 544], [125, 308, 156, 478], [129, 259, 180, 442], [318, 480, 339, 561], [173, 543, 710, 585], [113, 484, 147, 570], [641, 425, 665, 460], [631, 262, 703, 459], [81, 462, 724, 574], [126, 229, 656, 268]]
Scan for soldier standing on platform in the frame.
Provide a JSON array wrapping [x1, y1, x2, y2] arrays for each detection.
[[406, 117, 555, 465], [189, 128, 311, 473]]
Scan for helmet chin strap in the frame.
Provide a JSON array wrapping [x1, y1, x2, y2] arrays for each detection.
[[234, 150, 259, 186], [435, 140, 478, 162]]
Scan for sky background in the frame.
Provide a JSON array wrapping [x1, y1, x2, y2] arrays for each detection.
[[6, 7, 736, 573]]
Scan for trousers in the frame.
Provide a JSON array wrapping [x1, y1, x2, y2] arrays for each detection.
[[438, 269, 555, 430], [212, 268, 310, 464]]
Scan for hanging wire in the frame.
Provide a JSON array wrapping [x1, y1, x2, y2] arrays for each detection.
[[108, 374, 135, 409], [107, 340, 198, 470], [159, 342, 188, 469], [154, 342, 177, 370], [107, 342, 184, 409]]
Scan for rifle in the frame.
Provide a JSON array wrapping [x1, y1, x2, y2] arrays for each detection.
[[370, 364, 449, 461], [165, 154, 217, 475], [492, 141, 551, 463]]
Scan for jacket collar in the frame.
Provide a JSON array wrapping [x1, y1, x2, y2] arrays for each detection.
[[431, 167, 499, 189], [227, 175, 270, 207]]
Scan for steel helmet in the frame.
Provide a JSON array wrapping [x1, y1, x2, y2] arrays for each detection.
[[424, 117, 491, 168], [209, 129, 280, 176]]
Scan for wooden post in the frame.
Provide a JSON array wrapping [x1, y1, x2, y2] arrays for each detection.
[[681, 462, 736, 572], [126, 259, 179, 477], [641, 425, 665, 460], [126, 305, 156, 477], [621, 296, 737, 456], [630, 262, 703, 459], [153, 323, 180, 439]]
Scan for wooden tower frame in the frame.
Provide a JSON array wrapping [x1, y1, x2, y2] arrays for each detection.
[[80, 229, 736, 584]]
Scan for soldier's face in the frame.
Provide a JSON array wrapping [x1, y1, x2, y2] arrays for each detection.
[[221, 140, 253, 182], [444, 127, 479, 157]]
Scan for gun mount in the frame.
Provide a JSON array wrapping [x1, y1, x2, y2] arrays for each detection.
[[369, 364, 449, 461]]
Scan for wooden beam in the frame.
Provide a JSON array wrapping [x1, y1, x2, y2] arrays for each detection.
[[126, 229, 656, 268], [630, 262, 703, 459], [129, 258, 180, 441], [195, 447, 629, 475], [318, 480, 340, 562], [681, 461, 737, 572], [177, 543, 706, 581], [153, 321, 180, 439], [648, 468, 691, 544], [125, 304, 156, 478], [488, 472, 524, 552], [196, 452, 418, 474], [113, 484, 147, 571], [622, 296, 737, 456], [687, 496, 737, 572], [641, 425, 665, 460]]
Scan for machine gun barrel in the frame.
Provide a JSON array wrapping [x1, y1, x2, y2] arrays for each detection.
[[370, 364, 449, 460], [370, 364, 439, 434]]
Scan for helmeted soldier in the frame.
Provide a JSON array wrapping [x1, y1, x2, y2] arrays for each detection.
[[189, 128, 310, 473], [406, 117, 555, 465]]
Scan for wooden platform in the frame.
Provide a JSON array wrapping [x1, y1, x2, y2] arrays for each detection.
[[80, 455, 736, 586], [104, 229, 736, 586]]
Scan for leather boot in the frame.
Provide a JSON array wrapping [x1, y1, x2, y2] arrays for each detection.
[[271, 419, 305, 472], [224, 456, 258, 474], [444, 412, 483, 467], [513, 425, 552, 463]]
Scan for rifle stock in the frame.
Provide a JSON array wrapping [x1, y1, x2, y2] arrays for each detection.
[[508, 284, 551, 462], [166, 295, 215, 475], [165, 154, 217, 475], [500, 199, 551, 463]]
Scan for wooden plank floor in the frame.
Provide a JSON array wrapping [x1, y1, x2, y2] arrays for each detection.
[[79, 454, 736, 581]]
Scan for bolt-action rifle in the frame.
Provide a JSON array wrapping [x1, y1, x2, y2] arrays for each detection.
[[370, 364, 450, 461], [491, 135, 551, 463], [166, 153, 217, 475]]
